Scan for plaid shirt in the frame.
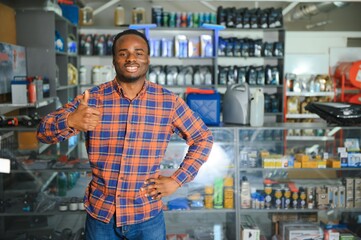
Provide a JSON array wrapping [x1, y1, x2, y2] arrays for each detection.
[[37, 79, 213, 226]]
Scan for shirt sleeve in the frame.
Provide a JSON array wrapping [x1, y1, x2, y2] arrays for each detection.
[[170, 96, 214, 186], [36, 95, 83, 144]]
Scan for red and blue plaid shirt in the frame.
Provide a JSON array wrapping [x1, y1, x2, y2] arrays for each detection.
[[37, 79, 213, 226]]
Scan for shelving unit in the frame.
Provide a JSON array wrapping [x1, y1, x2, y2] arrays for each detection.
[[0, 8, 81, 238]]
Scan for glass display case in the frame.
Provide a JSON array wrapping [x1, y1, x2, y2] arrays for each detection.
[[1, 124, 361, 239]]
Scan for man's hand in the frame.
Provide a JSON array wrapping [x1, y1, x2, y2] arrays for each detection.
[[141, 175, 180, 200], [67, 90, 101, 132]]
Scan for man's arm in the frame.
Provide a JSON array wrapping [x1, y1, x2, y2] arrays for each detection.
[[37, 90, 101, 144]]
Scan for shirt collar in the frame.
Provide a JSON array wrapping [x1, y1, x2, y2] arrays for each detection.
[[112, 78, 149, 99]]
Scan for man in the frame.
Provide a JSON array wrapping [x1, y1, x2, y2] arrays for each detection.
[[37, 29, 213, 240]]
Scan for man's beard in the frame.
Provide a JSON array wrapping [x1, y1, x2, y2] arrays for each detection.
[[116, 72, 142, 83]]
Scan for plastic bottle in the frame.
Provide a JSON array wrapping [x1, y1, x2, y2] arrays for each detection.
[[114, 5, 125, 26], [250, 88, 265, 127], [240, 176, 251, 208], [213, 177, 224, 209], [223, 176, 234, 209], [204, 185, 214, 209], [57, 172, 67, 197]]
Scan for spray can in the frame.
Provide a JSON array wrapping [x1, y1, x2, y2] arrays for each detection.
[[223, 176, 234, 209], [204, 185, 214, 209]]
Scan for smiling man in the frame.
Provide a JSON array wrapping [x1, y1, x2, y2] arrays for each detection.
[[37, 29, 213, 240]]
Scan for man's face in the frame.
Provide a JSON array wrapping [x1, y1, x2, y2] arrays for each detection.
[[113, 34, 150, 83]]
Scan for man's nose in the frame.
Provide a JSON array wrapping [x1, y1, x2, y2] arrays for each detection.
[[126, 52, 136, 61]]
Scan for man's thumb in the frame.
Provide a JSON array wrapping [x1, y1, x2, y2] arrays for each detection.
[[81, 90, 89, 105]]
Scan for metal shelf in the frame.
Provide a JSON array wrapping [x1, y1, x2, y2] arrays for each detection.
[[0, 97, 55, 109], [286, 91, 335, 97], [286, 113, 320, 119], [286, 136, 334, 141]]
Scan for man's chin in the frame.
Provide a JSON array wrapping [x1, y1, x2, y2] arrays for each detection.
[[118, 75, 141, 83]]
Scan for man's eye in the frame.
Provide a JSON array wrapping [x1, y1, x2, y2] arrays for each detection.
[[119, 53, 126, 57]]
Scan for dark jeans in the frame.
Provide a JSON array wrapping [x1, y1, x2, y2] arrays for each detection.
[[85, 211, 166, 240]]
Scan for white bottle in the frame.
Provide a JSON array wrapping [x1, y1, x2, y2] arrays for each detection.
[[240, 176, 251, 209], [250, 88, 265, 127]]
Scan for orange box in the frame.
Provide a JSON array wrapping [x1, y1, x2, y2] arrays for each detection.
[[317, 160, 327, 168], [294, 162, 301, 168], [302, 161, 318, 168], [295, 154, 309, 162], [18, 131, 38, 149], [327, 159, 341, 168]]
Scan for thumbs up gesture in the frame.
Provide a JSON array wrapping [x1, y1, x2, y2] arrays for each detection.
[[67, 90, 101, 132]]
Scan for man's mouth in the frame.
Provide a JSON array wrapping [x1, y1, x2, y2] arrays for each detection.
[[125, 64, 139, 73]]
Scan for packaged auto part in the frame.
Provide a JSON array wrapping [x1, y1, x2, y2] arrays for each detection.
[[273, 42, 284, 57], [242, 9, 251, 28], [227, 66, 236, 85], [247, 66, 257, 85], [236, 66, 247, 84], [262, 42, 273, 57], [226, 7, 236, 27], [217, 6, 227, 26], [174, 35, 188, 57], [200, 35, 213, 57], [218, 37, 227, 56], [268, 8, 283, 28], [259, 9, 269, 28], [218, 66, 228, 85], [254, 39, 263, 57], [241, 39, 250, 57], [233, 38, 242, 57], [225, 38, 235, 57], [250, 8, 259, 29], [255, 66, 265, 85]]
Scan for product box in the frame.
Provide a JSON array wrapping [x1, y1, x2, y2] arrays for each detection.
[[186, 90, 220, 126], [262, 157, 275, 168], [11, 80, 28, 104], [327, 159, 341, 168], [347, 152, 361, 167], [324, 229, 340, 240], [285, 226, 323, 240], [18, 131, 38, 149], [279, 222, 322, 240], [295, 154, 309, 162], [340, 152, 348, 167], [241, 215, 260, 240], [317, 159, 327, 168], [302, 161, 318, 168], [59, 4, 79, 26]]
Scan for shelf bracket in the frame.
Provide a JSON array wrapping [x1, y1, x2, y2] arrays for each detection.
[[93, 0, 120, 16], [129, 24, 157, 40]]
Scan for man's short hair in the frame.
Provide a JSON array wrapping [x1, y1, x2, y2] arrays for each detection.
[[112, 29, 150, 56]]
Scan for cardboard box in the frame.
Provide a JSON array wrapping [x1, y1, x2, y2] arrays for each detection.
[[18, 131, 38, 149], [279, 222, 322, 240], [302, 161, 318, 168], [347, 152, 361, 167], [241, 215, 260, 240], [327, 159, 341, 168], [285, 226, 323, 240]]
